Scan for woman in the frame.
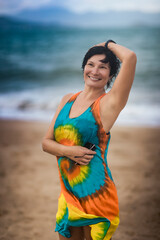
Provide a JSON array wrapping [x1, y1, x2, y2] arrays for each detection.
[[42, 40, 137, 240]]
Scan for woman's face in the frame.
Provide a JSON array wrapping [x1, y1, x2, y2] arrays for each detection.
[[83, 54, 111, 89]]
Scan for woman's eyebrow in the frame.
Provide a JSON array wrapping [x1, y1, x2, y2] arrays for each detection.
[[99, 60, 107, 64], [88, 60, 107, 64]]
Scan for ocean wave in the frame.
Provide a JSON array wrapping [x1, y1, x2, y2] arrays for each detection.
[[0, 86, 159, 126]]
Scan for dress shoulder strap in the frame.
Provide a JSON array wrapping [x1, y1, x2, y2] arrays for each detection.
[[68, 91, 82, 103], [92, 92, 106, 108]]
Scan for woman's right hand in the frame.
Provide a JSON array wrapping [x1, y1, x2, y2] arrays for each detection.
[[64, 145, 97, 165]]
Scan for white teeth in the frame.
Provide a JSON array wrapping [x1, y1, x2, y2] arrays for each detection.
[[89, 76, 100, 81]]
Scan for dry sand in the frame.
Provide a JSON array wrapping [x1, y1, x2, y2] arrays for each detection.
[[0, 119, 160, 240]]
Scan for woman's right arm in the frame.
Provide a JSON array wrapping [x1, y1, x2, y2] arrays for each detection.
[[42, 93, 96, 165]]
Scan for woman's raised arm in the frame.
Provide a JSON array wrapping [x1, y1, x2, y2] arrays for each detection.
[[108, 42, 137, 110], [94, 41, 137, 110]]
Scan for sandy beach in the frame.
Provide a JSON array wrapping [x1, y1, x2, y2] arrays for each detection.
[[0, 119, 160, 240]]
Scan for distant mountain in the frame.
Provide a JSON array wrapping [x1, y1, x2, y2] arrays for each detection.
[[0, 16, 62, 31], [1, 6, 160, 27], [0, 16, 40, 29]]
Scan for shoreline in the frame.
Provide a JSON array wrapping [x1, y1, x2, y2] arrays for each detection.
[[0, 117, 159, 128], [0, 119, 160, 239]]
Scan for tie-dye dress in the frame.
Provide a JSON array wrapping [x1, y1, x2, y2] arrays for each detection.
[[54, 91, 120, 240]]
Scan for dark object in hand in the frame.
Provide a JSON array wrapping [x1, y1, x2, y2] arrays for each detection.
[[84, 142, 96, 151]]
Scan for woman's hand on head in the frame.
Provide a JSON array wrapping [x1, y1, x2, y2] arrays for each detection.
[[65, 146, 96, 165]]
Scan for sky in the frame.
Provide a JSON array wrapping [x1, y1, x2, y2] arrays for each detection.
[[0, 0, 160, 14]]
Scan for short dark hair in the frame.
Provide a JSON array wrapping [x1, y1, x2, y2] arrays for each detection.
[[82, 46, 121, 88]]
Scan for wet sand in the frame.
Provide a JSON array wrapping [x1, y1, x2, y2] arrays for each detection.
[[0, 119, 160, 240]]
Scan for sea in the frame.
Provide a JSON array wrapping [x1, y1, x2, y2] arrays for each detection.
[[0, 21, 160, 126]]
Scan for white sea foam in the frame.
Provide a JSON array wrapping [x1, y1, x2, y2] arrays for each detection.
[[0, 85, 159, 126]]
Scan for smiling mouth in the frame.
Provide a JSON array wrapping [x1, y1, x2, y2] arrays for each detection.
[[88, 76, 101, 81]]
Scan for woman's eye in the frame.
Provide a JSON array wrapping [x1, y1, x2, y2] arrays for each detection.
[[88, 63, 93, 66], [100, 66, 106, 69]]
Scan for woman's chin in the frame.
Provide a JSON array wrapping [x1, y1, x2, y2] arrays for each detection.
[[85, 80, 105, 88]]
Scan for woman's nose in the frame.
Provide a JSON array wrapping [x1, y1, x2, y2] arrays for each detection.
[[91, 67, 99, 75]]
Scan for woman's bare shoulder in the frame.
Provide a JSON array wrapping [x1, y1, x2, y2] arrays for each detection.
[[60, 93, 74, 108], [55, 93, 74, 114]]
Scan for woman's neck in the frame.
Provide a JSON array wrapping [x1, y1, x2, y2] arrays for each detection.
[[81, 85, 105, 101]]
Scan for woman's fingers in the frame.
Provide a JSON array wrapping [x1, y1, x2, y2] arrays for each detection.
[[66, 145, 97, 165], [85, 149, 96, 155], [66, 145, 96, 158], [78, 160, 90, 165], [84, 154, 94, 160], [74, 154, 94, 161], [74, 154, 95, 165]]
